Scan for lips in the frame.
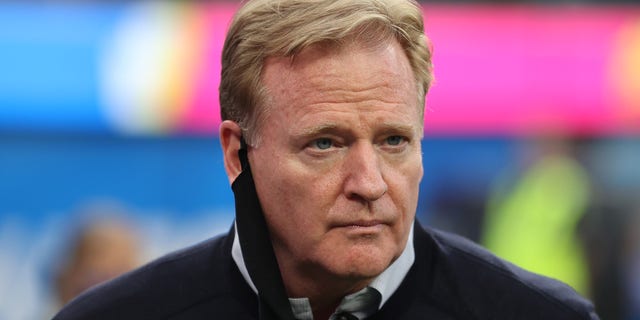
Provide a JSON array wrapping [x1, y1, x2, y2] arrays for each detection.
[[331, 219, 388, 228]]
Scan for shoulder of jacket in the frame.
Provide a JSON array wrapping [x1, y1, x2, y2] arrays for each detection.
[[422, 227, 598, 320], [52, 233, 235, 320]]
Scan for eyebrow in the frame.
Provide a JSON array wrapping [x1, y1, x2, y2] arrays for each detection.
[[377, 123, 416, 137], [296, 123, 341, 137], [294, 122, 417, 139]]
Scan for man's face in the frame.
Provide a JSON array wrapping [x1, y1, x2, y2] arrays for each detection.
[[249, 39, 424, 290]]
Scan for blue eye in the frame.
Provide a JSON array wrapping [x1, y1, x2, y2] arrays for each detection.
[[313, 138, 333, 150], [386, 136, 404, 146]]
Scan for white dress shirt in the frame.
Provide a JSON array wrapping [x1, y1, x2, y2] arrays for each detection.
[[232, 222, 415, 319]]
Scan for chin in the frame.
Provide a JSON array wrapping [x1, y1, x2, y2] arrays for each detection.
[[329, 244, 398, 279]]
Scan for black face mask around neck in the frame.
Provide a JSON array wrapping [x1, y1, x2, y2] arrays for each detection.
[[231, 138, 296, 320]]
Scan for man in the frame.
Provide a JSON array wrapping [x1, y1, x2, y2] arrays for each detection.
[[54, 0, 599, 319]]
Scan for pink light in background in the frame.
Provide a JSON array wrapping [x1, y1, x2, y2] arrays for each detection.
[[105, 4, 639, 136], [423, 4, 639, 135], [178, 3, 238, 134]]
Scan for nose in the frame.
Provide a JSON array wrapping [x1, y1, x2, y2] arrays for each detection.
[[343, 142, 388, 202]]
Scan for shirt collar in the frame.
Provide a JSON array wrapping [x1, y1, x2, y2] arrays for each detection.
[[232, 221, 415, 317], [369, 223, 415, 306]]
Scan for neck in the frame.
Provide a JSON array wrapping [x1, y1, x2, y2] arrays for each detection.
[[281, 265, 373, 320]]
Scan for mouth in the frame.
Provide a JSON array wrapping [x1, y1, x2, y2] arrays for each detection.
[[331, 220, 388, 233]]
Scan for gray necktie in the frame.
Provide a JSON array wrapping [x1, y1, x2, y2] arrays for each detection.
[[331, 287, 382, 320]]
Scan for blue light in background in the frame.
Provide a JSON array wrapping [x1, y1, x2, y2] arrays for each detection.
[[0, 3, 126, 132]]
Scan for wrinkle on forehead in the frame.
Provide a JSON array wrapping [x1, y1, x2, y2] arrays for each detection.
[[262, 39, 417, 110]]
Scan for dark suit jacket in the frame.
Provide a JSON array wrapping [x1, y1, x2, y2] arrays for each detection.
[[53, 222, 599, 319]]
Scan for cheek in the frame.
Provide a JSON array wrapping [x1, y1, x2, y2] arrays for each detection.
[[254, 159, 334, 232], [406, 153, 424, 192], [390, 155, 423, 195], [386, 159, 423, 226]]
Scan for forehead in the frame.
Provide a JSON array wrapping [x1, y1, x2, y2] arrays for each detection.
[[261, 39, 419, 115]]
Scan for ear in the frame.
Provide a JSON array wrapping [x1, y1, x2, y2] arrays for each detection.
[[219, 120, 244, 184]]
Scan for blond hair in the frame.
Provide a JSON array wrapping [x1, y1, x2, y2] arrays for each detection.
[[220, 0, 433, 145]]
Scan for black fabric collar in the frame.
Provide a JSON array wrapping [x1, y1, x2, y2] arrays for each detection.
[[231, 138, 296, 320]]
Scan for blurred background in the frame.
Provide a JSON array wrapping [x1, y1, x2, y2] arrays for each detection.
[[0, 0, 638, 319]]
